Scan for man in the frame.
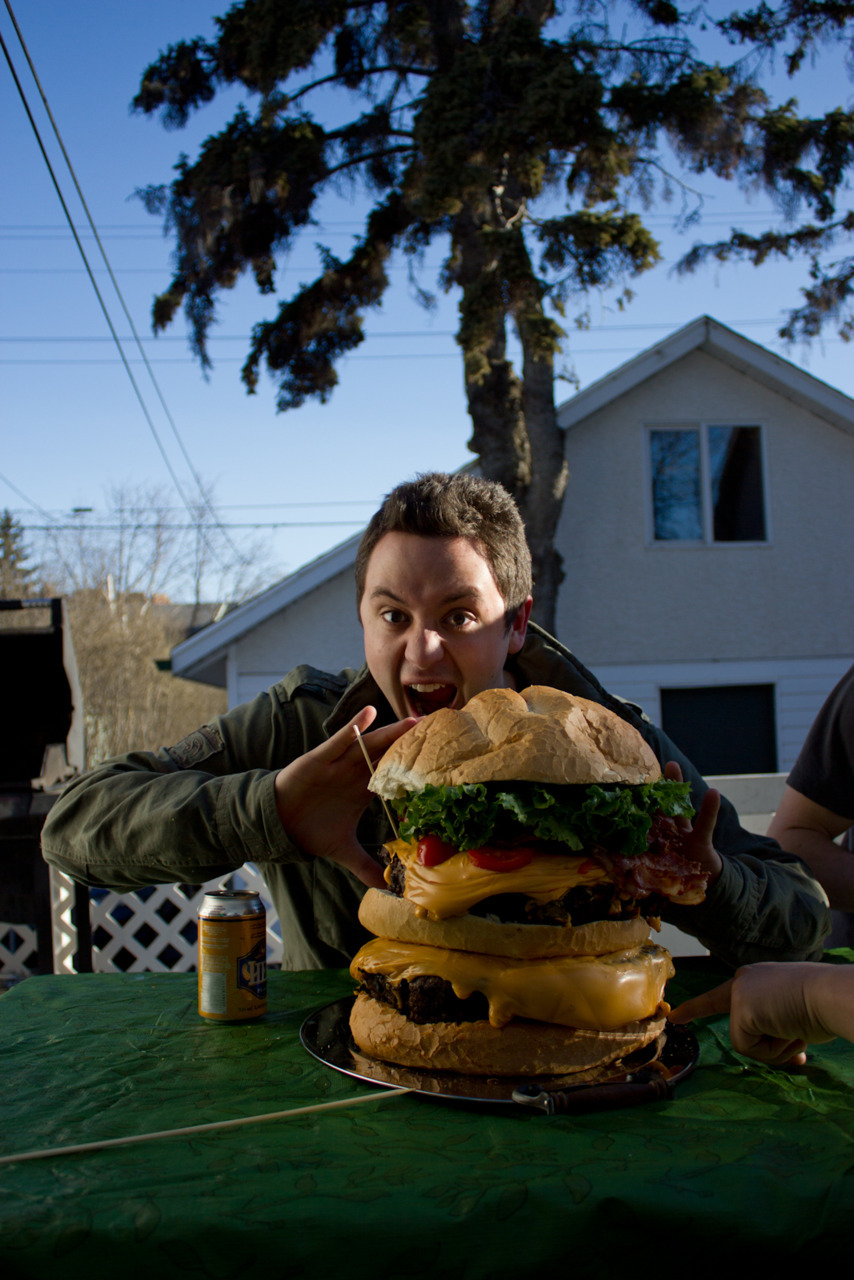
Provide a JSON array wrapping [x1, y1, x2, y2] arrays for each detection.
[[767, 664, 854, 922], [42, 473, 830, 968]]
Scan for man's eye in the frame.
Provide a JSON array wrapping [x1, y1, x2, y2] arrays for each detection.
[[446, 611, 475, 628], [380, 608, 406, 625]]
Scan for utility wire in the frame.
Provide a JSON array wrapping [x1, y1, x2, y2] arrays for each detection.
[[0, 207, 796, 234], [0, 471, 58, 525], [0, 316, 806, 341], [0, 331, 459, 341], [23, 521, 368, 532], [0, 354, 464, 365], [0, 17, 195, 517], [9, 500, 380, 513], [2, 1, 247, 584]]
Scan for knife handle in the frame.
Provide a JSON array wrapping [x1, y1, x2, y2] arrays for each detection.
[[546, 1072, 674, 1114], [512, 1069, 674, 1114]]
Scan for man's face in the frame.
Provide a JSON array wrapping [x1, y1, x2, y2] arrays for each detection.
[[359, 532, 531, 720]]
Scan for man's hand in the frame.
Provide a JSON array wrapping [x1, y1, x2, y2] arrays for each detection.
[[669, 962, 845, 1067], [274, 706, 416, 888], [665, 760, 723, 883]]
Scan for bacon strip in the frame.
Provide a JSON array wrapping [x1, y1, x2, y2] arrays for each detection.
[[594, 817, 709, 905]]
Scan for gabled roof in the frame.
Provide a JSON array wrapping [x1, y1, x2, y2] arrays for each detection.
[[171, 530, 362, 685], [558, 314, 854, 435], [173, 315, 854, 683]]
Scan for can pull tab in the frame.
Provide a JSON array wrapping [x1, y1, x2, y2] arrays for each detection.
[[512, 1068, 674, 1115]]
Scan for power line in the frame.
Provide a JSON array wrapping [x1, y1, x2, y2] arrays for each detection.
[[0, 318, 802, 343], [9, 501, 381, 513], [1, 0, 248, 588], [7, 339, 846, 368], [0, 220, 394, 232], [0, 354, 463, 366], [0, 268, 172, 275], [22, 521, 368, 533], [0, 208, 797, 235], [0, 472, 59, 525], [1, 14, 197, 512], [0, 331, 458, 341]]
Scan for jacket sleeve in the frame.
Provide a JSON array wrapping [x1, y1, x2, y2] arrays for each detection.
[[41, 685, 317, 891], [649, 726, 831, 966]]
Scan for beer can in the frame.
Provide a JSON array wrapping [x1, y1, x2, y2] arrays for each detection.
[[198, 890, 267, 1021]]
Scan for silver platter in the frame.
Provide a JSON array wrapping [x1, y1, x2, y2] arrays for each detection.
[[300, 996, 698, 1108]]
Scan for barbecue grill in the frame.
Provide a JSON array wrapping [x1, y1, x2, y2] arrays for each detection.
[[0, 598, 88, 974]]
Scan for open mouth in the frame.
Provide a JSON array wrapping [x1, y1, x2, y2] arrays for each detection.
[[405, 683, 458, 718]]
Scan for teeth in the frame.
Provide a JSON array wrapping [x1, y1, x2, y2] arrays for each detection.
[[409, 683, 448, 693]]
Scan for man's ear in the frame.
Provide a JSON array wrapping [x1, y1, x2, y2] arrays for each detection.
[[507, 596, 533, 654]]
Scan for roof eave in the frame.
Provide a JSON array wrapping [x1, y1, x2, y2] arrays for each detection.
[[170, 530, 363, 678], [558, 315, 854, 434]]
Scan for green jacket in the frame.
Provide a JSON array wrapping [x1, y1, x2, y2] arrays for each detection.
[[42, 625, 830, 969]]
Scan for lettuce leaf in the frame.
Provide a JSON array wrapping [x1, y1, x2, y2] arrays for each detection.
[[394, 778, 694, 859]]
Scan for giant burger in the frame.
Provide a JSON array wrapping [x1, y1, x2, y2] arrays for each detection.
[[349, 686, 708, 1076]]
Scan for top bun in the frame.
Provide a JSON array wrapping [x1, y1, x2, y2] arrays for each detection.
[[370, 686, 661, 800]]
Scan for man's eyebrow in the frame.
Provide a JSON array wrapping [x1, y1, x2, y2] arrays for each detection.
[[368, 585, 485, 603], [369, 587, 405, 603]]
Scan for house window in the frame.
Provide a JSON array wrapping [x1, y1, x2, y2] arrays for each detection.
[[649, 424, 766, 542]]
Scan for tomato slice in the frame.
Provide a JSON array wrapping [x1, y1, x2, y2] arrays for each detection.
[[417, 834, 458, 866], [467, 846, 534, 873]]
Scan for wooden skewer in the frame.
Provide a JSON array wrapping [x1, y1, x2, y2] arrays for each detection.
[[354, 724, 399, 838], [0, 1088, 414, 1167]]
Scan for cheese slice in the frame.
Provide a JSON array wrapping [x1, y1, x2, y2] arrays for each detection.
[[385, 839, 609, 920], [351, 938, 674, 1032]]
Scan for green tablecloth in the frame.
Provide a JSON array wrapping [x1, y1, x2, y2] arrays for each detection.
[[2, 964, 854, 1279]]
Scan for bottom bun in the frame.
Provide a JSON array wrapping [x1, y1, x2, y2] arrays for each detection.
[[349, 992, 667, 1077]]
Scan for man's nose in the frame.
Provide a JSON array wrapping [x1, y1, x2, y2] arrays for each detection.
[[405, 626, 444, 666]]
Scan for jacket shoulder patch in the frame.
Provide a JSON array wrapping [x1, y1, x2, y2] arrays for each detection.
[[275, 664, 356, 703], [165, 724, 225, 769]]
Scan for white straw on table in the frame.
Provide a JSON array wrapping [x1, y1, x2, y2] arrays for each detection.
[[0, 1087, 414, 1167], [354, 724, 399, 838]]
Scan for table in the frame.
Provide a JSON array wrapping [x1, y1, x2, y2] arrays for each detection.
[[2, 962, 854, 1279]]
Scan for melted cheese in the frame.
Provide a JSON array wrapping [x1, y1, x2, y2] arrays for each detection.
[[385, 839, 609, 921], [351, 939, 674, 1032]]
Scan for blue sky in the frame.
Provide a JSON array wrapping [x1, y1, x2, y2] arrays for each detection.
[[3, 1, 853, 598]]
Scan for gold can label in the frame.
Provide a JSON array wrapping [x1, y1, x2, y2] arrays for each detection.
[[198, 893, 267, 1021]]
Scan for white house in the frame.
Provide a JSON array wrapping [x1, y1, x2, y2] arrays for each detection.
[[172, 316, 853, 774]]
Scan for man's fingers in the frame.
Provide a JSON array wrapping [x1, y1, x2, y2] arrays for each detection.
[[359, 715, 418, 766], [693, 787, 721, 843], [328, 840, 387, 890], [316, 706, 379, 762], [664, 761, 719, 836], [321, 708, 416, 769], [669, 978, 734, 1024]]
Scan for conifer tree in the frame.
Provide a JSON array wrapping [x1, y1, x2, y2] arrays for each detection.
[[135, 1, 854, 628], [0, 510, 36, 599]]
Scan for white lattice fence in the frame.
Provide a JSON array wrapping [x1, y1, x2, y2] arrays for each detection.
[[51, 870, 86, 974], [0, 922, 39, 978], [48, 865, 283, 974]]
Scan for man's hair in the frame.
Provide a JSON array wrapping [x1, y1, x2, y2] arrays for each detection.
[[355, 472, 533, 616]]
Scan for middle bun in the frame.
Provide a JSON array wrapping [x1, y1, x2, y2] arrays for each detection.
[[358, 887, 652, 959]]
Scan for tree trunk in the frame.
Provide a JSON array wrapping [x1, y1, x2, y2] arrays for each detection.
[[513, 254, 568, 636], [454, 211, 567, 635]]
